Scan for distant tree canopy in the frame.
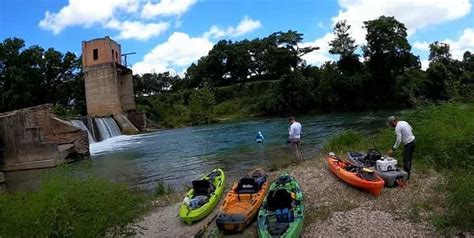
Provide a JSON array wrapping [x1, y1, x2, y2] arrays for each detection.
[[1, 15, 473, 125], [0, 38, 85, 114]]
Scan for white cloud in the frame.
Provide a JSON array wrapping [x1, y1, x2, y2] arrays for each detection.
[[421, 60, 430, 70], [332, 0, 471, 43], [39, 0, 139, 34], [413, 41, 430, 51], [301, 33, 335, 66], [302, 0, 472, 66], [413, 28, 474, 61], [105, 19, 170, 41], [132, 32, 214, 74], [448, 28, 474, 60], [141, 0, 197, 19], [204, 16, 262, 39]]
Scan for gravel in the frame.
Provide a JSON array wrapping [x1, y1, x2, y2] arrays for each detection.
[[131, 157, 442, 237]]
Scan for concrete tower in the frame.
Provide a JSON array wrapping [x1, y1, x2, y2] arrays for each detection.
[[82, 36, 135, 116]]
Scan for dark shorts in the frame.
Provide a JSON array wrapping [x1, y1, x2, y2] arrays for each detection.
[[403, 140, 416, 176]]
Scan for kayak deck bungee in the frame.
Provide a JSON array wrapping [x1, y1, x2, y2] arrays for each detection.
[[179, 168, 226, 225], [326, 153, 385, 196], [257, 172, 304, 238], [216, 168, 269, 232]]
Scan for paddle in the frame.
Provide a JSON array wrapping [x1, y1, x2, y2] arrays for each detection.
[[193, 213, 218, 238], [328, 152, 376, 175]]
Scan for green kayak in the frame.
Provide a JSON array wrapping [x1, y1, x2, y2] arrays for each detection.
[[257, 172, 304, 238], [179, 168, 226, 225]]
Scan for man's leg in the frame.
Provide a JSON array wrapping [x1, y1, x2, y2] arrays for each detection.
[[296, 140, 304, 161], [403, 141, 415, 179]]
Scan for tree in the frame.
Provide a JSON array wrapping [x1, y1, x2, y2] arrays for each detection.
[[329, 20, 357, 57], [429, 41, 451, 64], [189, 89, 216, 124], [329, 19, 363, 89], [362, 16, 420, 103], [426, 62, 450, 100], [0, 38, 83, 113]]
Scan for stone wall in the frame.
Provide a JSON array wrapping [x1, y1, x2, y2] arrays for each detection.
[[118, 67, 136, 112], [127, 110, 147, 131], [84, 63, 123, 116], [0, 104, 89, 171]]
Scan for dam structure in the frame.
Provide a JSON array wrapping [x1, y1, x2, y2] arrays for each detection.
[[82, 36, 146, 134]]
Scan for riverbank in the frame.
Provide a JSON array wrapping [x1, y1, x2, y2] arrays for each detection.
[[132, 159, 441, 237], [132, 102, 473, 237], [0, 103, 472, 236]]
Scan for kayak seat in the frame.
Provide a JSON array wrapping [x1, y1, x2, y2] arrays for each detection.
[[192, 180, 215, 197], [236, 177, 258, 194], [358, 170, 377, 181], [266, 189, 292, 211], [251, 170, 267, 189], [276, 175, 291, 185], [275, 208, 294, 223], [267, 223, 289, 236]]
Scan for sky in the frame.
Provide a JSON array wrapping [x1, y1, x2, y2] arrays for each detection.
[[1, 0, 473, 75]]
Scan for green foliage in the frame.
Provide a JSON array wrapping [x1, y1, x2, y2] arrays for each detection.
[[189, 89, 216, 124], [323, 131, 363, 154], [0, 38, 85, 114], [0, 168, 149, 237], [329, 20, 357, 57], [441, 170, 474, 230]]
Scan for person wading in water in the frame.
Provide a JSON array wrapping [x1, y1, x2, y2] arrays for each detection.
[[288, 117, 303, 162]]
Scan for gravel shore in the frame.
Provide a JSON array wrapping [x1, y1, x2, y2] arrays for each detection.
[[132, 157, 442, 237]]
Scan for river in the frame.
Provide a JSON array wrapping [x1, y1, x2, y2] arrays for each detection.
[[4, 112, 390, 192]]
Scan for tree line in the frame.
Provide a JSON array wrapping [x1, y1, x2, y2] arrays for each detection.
[[1, 16, 473, 126]]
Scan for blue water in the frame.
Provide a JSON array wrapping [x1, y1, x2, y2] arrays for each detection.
[[5, 113, 389, 192]]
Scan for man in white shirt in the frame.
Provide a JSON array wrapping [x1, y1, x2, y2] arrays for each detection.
[[288, 117, 303, 162], [388, 116, 416, 179]]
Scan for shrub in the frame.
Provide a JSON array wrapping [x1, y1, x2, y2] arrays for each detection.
[[0, 168, 149, 237]]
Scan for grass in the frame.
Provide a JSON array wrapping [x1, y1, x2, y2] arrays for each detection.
[[321, 103, 474, 232], [154, 180, 174, 197], [0, 167, 151, 237]]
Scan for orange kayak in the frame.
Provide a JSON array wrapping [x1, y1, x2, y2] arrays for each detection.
[[216, 168, 269, 232], [326, 154, 385, 196]]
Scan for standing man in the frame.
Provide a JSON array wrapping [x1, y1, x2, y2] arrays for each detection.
[[387, 116, 415, 179], [288, 117, 303, 162]]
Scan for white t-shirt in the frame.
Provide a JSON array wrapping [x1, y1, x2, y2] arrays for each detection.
[[289, 122, 302, 140], [393, 121, 415, 149]]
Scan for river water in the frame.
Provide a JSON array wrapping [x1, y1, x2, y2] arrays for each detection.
[[5, 112, 390, 192]]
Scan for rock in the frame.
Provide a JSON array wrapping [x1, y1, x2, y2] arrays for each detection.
[[0, 104, 89, 171]]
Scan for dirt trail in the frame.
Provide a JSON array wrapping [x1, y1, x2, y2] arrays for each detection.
[[132, 158, 441, 237]]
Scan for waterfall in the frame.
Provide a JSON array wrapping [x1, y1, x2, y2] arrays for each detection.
[[95, 117, 122, 141], [84, 117, 100, 142], [69, 117, 122, 144], [70, 120, 96, 143]]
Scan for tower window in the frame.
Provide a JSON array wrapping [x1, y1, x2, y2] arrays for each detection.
[[112, 49, 115, 61], [93, 49, 98, 60]]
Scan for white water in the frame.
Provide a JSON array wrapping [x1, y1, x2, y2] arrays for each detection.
[[95, 117, 122, 141], [70, 119, 96, 143], [89, 135, 136, 155]]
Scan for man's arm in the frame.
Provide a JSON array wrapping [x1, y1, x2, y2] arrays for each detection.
[[289, 124, 295, 138], [393, 127, 402, 150]]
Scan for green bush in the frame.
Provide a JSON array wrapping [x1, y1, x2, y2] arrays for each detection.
[[0, 168, 149, 237]]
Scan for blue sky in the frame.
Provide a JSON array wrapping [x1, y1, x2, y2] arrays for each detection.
[[1, 0, 473, 74]]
